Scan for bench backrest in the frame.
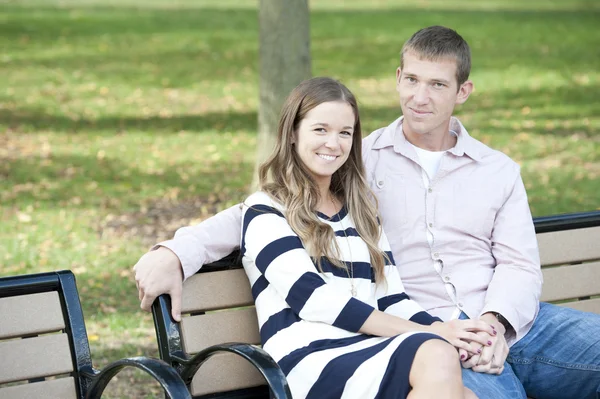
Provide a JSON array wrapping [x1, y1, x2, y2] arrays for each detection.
[[537, 213, 600, 312], [157, 211, 600, 398], [0, 271, 92, 399], [154, 256, 266, 398]]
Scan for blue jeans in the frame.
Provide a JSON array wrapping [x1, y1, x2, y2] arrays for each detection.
[[460, 303, 600, 399]]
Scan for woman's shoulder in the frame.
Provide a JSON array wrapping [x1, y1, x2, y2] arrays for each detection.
[[244, 191, 285, 213]]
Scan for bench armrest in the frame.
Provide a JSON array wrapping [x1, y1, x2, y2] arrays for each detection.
[[181, 342, 292, 399], [82, 356, 191, 399]]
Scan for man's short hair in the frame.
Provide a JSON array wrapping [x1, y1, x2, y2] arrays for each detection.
[[401, 26, 471, 85]]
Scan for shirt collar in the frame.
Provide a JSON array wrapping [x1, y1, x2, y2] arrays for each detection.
[[371, 116, 483, 162]]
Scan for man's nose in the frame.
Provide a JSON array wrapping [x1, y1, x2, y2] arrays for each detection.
[[413, 83, 430, 105]]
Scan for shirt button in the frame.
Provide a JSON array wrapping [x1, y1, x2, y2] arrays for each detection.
[[428, 187, 433, 193], [458, 302, 464, 308], [433, 252, 439, 258], [444, 275, 451, 282], [376, 180, 384, 188], [428, 223, 433, 228]]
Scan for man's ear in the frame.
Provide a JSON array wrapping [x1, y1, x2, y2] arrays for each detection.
[[395, 67, 402, 91], [456, 80, 474, 105]]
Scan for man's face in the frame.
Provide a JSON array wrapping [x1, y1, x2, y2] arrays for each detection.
[[396, 51, 471, 139]]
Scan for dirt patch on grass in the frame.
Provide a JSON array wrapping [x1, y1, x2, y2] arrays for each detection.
[[98, 196, 234, 246]]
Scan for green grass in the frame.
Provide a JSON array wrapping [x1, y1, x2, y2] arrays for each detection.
[[1, 1, 599, 397]]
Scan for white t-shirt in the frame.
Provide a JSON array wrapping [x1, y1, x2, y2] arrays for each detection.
[[411, 145, 445, 180]]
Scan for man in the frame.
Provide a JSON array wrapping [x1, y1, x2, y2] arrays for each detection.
[[134, 26, 600, 398]]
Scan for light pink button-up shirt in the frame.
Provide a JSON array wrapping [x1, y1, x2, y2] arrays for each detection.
[[158, 116, 542, 346]]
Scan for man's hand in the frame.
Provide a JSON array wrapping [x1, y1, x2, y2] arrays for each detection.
[[461, 313, 509, 374], [133, 247, 184, 321]]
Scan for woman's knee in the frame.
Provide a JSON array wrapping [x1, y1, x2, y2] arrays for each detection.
[[464, 387, 479, 399], [417, 339, 460, 365], [412, 339, 461, 380]]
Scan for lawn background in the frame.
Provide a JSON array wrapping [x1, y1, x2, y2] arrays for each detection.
[[1, 0, 599, 397]]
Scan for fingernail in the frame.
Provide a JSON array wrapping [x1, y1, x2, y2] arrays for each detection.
[[461, 354, 466, 360], [491, 325, 495, 329], [488, 341, 492, 345], [493, 330, 497, 335], [477, 348, 482, 354]]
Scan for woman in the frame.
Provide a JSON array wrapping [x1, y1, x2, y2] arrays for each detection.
[[241, 77, 493, 398]]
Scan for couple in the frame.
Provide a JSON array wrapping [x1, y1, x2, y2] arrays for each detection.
[[135, 26, 600, 398]]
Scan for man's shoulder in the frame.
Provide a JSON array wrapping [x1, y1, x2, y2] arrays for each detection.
[[362, 116, 402, 150], [468, 135, 520, 173], [362, 126, 388, 151]]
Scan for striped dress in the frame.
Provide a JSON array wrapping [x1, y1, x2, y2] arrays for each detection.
[[241, 192, 443, 399]]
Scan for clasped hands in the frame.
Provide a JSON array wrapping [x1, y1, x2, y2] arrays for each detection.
[[461, 313, 509, 375], [451, 313, 509, 375]]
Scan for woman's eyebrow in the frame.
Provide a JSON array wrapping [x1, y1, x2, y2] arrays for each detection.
[[310, 122, 353, 130]]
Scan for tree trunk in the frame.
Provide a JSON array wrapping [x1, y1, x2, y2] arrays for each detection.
[[252, 0, 311, 190]]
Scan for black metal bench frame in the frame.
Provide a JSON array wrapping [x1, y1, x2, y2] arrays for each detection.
[[0, 270, 191, 399]]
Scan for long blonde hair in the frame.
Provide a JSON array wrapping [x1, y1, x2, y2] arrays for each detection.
[[258, 77, 388, 283]]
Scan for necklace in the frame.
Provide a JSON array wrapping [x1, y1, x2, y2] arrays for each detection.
[[331, 195, 356, 297]]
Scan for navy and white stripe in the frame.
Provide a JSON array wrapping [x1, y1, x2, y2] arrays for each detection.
[[241, 191, 442, 398]]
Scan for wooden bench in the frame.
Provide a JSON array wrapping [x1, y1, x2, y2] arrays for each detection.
[[152, 210, 600, 398], [0, 270, 191, 399], [536, 211, 600, 310]]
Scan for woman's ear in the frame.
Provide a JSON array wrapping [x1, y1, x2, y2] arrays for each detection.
[[291, 130, 297, 145]]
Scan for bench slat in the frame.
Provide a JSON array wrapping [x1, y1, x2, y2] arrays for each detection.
[[0, 334, 74, 384], [537, 226, 600, 266], [558, 298, 600, 314], [182, 269, 254, 313], [0, 292, 65, 340], [189, 352, 265, 396], [181, 307, 261, 354], [540, 261, 600, 302], [0, 377, 77, 399]]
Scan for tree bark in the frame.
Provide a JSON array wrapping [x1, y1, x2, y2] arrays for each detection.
[[252, 0, 311, 190]]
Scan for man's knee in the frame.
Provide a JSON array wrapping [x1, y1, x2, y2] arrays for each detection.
[[462, 364, 526, 399]]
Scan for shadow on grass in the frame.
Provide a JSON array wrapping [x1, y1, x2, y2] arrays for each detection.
[[1, 151, 252, 209], [2, 79, 598, 137], [361, 82, 600, 138], [463, 82, 600, 120], [0, 107, 258, 134]]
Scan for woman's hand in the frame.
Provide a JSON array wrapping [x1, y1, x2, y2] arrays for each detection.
[[425, 319, 497, 355]]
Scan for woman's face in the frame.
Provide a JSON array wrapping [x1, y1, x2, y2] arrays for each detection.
[[294, 101, 355, 189]]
